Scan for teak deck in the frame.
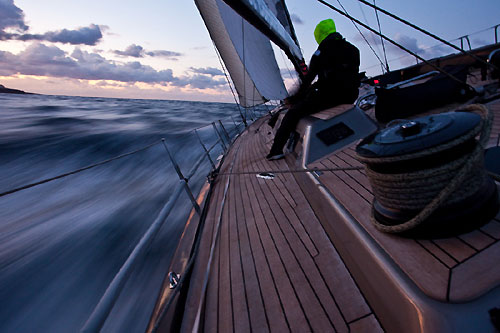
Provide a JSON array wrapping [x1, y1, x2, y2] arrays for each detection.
[[180, 117, 383, 332], [175, 99, 500, 332]]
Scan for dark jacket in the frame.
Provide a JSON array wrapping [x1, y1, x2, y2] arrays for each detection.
[[301, 32, 360, 103]]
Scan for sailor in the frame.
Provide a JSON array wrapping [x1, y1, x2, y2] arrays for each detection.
[[266, 18, 360, 160]]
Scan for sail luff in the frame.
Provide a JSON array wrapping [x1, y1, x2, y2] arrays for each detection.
[[222, 0, 306, 77], [195, 0, 288, 107]]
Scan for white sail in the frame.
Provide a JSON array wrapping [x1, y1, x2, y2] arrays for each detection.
[[233, 0, 302, 59], [195, 0, 288, 107]]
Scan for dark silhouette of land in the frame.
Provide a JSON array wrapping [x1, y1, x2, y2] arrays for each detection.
[[0, 84, 30, 94]]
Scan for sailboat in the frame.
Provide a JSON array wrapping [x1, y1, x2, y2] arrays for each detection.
[[146, 0, 500, 331]]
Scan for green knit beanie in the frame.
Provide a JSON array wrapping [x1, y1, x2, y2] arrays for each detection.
[[314, 19, 336, 44]]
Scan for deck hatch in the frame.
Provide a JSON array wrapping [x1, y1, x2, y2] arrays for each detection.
[[316, 122, 355, 146]]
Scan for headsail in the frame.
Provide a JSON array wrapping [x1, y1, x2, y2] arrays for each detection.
[[195, 0, 288, 107]]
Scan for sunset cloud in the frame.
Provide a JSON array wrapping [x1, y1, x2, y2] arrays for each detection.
[[0, 43, 225, 89], [16, 24, 103, 46], [113, 44, 182, 59], [0, 0, 103, 45], [189, 67, 224, 76]]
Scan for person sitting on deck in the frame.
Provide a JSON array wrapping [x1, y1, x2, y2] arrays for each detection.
[[266, 18, 361, 160]]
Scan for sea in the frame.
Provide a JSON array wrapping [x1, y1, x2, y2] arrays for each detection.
[[0, 93, 266, 332]]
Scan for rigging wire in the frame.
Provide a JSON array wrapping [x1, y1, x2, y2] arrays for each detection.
[[373, 0, 390, 72], [335, 0, 387, 73], [357, 1, 385, 73], [360, 23, 500, 73], [317, 0, 475, 90], [211, 40, 248, 127], [355, 0, 498, 71]]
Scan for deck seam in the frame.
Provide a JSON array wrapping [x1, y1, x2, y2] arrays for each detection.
[[305, 171, 386, 330], [319, 159, 371, 205], [245, 176, 328, 331], [248, 140, 367, 329], [415, 240, 456, 269], [240, 137, 293, 331], [251, 129, 319, 256], [244, 136, 315, 331], [231, 176, 253, 331]]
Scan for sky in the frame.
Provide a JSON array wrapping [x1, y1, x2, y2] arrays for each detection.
[[0, 0, 499, 102]]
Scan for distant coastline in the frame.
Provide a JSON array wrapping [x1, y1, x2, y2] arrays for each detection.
[[0, 84, 31, 95]]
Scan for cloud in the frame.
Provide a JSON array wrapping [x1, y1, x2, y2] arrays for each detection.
[[173, 74, 226, 89], [0, 0, 28, 39], [114, 44, 145, 57], [145, 50, 182, 58], [0, 43, 225, 89], [189, 67, 224, 76], [114, 44, 182, 59], [17, 24, 103, 45], [0, 1, 103, 45], [290, 14, 304, 25]]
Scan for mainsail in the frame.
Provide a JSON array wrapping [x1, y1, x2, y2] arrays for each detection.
[[195, 0, 301, 107], [222, 0, 306, 77]]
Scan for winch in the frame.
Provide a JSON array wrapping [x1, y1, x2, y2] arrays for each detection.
[[355, 104, 499, 237]]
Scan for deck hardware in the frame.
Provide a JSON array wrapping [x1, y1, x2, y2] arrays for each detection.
[[459, 35, 472, 51], [257, 172, 275, 180], [313, 171, 323, 177], [169, 272, 181, 289]]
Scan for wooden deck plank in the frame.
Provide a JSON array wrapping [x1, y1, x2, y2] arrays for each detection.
[[449, 241, 500, 301], [233, 175, 269, 332], [239, 174, 289, 331], [217, 177, 234, 333], [258, 125, 374, 323], [245, 172, 342, 332], [254, 135, 318, 257], [314, 162, 450, 300], [322, 156, 374, 203], [480, 220, 500, 239], [180, 173, 225, 332], [458, 230, 496, 251], [247, 136, 350, 332], [416, 240, 458, 268], [204, 178, 225, 333], [349, 314, 384, 333], [336, 150, 373, 192], [240, 138, 310, 332], [432, 238, 476, 263], [227, 174, 251, 332]]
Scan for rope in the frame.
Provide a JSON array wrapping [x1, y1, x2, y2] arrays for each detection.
[[0, 139, 162, 198], [355, 104, 493, 233]]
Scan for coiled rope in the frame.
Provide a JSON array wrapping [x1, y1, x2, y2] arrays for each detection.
[[355, 104, 493, 233]]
